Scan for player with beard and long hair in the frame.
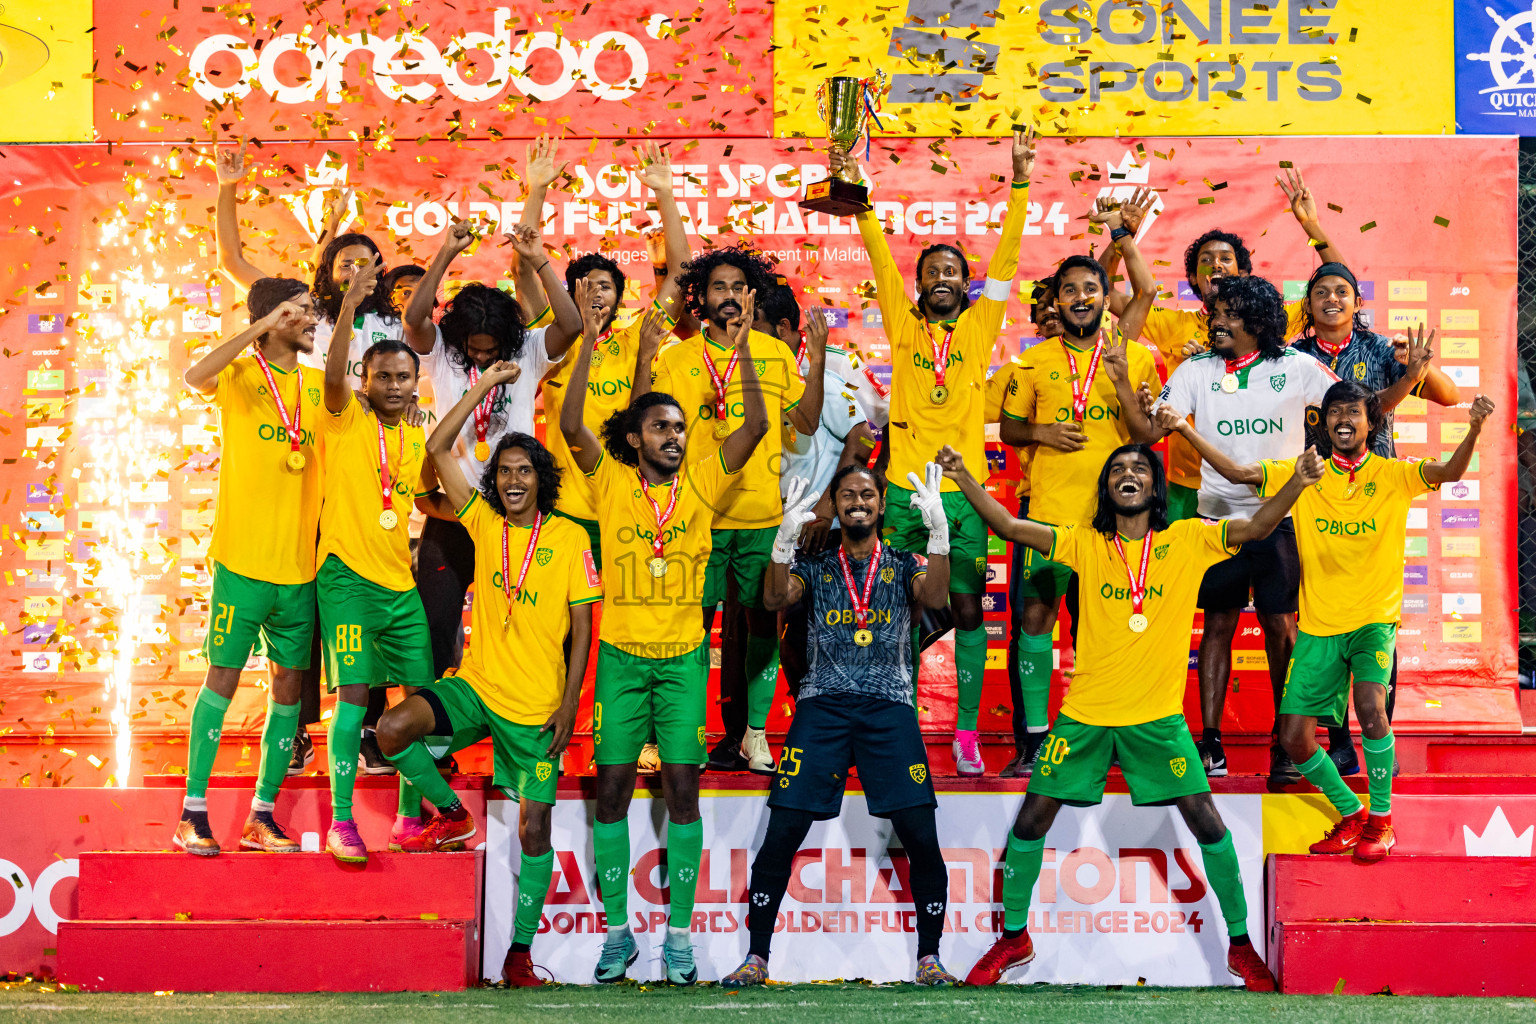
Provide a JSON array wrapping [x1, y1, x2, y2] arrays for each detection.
[[722, 463, 955, 987], [1169, 382, 1496, 864], [641, 242, 824, 775], [942, 442, 1321, 991], [174, 279, 324, 856], [998, 207, 1161, 774], [831, 128, 1035, 777], [1139, 275, 1338, 788], [561, 288, 769, 985], [1101, 169, 1345, 522]]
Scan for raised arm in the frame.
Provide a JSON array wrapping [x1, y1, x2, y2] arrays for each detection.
[[1157, 404, 1262, 485], [719, 289, 771, 472], [184, 303, 297, 394], [904, 462, 952, 610], [935, 444, 1055, 554], [635, 142, 689, 320], [427, 359, 522, 510], [405, 220, 475, 354], [308, 187, 351, 273], [1091, 197, 1157, 341], [836, 148, 911, 325], [213, 139, 269, 292], [763, 476, 819, 612], [785, 305, 827, 436], [1380, 324, 1461, 412], [504, 224, 580, 360], [1102, 328, 1157, 444], [1226, 448, 1324, 545], [1424, 395, 1495, 485], [559, 278, 617, 474], [326, 257, 381, 412], [977, 127, 1035, 286], [1278, 166, 1343, 266]]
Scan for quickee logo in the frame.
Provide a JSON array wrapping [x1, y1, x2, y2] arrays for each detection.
[[187, 8, 654, 106], [1464, 2, 1536, 120]]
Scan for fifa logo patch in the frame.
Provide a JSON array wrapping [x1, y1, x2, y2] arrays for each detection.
[[536, 547, 554, 566], [1170, 757, 1187, 778], [535, 761, 553, 782], [881, 566, 895, 584], [1375, 651, 1390, 669], [909, 764, 928, 784]]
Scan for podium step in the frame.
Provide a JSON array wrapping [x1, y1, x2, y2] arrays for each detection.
[[1272, 921, 1536, 996], [76, 850, 482, 922], [1268, 854, 1536, 924], [56, 918, 478, 992]]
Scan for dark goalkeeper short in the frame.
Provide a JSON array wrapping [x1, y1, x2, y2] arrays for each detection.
[[1197, 516, 1300, 614], [768, 693, 936, 820]]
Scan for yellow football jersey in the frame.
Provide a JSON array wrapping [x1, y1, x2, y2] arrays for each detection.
[[1050, 518, 1237, 727], [316, 398, 429, 592], [1259, 453, 1437, 636], [542, 319, 646, 523], [587, 448, 739, 657], [1003, 338, 1161, 527], [651, 329, 803, 530], [856, 181, 1030, 493], [1141, 301, 1307, 488], [455, 495, 602, 724], [206, 357, 326, 585], [986, 361, 1032, 500]]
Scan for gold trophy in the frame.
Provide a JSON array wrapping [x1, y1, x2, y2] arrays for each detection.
[[800, 71, 886, 216]]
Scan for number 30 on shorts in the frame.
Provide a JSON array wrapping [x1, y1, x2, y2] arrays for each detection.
[[1040, 735, 1071, 765], [334, 624, 363, 652]]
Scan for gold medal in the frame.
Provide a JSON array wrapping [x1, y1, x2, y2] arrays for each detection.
[[475, 440, 490, 462], [1343, 483, 1357, 498], [648, 556, 668, 578], [853, 628, 874, 647], [1220, 373, 1239, 394], [379, 509, 399, 530], [714, 420, 731, 439], [502, 613, 512, 634], [1128, 613, 1149, 633], [930, 385, 949, 405], [286, 451, 306, 472]]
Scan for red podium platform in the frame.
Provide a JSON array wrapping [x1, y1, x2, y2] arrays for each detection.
[[57, 851, 483, 992], [1267, 854, 1536, 996]]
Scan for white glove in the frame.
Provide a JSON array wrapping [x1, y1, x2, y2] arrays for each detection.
[[906, 462, 950, 556], [772, 477, 820, 564]]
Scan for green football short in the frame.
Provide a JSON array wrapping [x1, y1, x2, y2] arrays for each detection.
[[1166, 482, 1201, 523], [1281, 623, 1397, 727], [203, 561, 316, 671], [417, 676, 559, 805], [593, 640, 708, 766], [1012, 541, 1075, 605], [1028, 713, 1210, 807], [882, 484, 987, 594], [552, 509, 601, 566], [703, 526, 776, 609], [317, 554, 434, 690]]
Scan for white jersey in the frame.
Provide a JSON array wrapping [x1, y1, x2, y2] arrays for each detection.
[[299, 311, 403, 386], [1158, 348, 1337, 518], [420, 323, 556, 488]]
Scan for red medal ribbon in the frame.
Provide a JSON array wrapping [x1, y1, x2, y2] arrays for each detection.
[[796, 329, 809, 369], [1064, 337, 1104, 422], [376, 417, 405, 516], [702, 343, 740, 424], [1313, 335, 1346, 372], [836, 539, 882, 631], [464, 364, 500, 452], [253, 350, 302, 457], [1223, 349, 1262, 378], [502, 512, 542, 607], [930, 326, 954, 388], [1112, 530, 1154, 618], [637, 468, 683, 561], [1331, 450, 1368, 484]]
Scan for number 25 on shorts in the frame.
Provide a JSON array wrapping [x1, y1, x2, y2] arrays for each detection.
[[334, 624, 363, 652], [775, 747, 803, 776]]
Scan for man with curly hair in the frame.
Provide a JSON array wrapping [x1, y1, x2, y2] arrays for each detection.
[[562, 291, 769, 986], [1141, 275, 1338, 786], [831, 128, 1035, 776], [639, 240, 823, 773], [376, 360, 601, 988]]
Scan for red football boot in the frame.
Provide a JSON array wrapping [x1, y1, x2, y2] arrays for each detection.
[[1352, 813, 1395, 863], [1227, 941, 1277, 992], [964, 930, 1035, 986], [1309, 807, 1368, 855], [399, 806, 476, 852], [502, 949, 545, 988]]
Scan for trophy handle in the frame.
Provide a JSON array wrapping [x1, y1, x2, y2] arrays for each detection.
[[816, 81, 828, 135]]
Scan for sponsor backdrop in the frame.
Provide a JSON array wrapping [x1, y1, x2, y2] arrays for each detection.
[[1455, 0, 1536, 132]]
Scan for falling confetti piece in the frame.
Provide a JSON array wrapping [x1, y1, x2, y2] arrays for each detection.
[[1434, 216, 1450, 227], [1360, 221, 1377, 232]]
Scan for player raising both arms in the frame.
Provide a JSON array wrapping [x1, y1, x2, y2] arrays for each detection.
[[834, 127, 1035, 775], [943, 441, 1322, 991], [175, 280, 324, 855], [376, 361, 600, 988], [1169, 383, 1496, 862], [561, 287, 769, 985], [722, 463, 954, 988]]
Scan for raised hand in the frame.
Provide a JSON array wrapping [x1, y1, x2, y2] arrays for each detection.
[[934, 444, 968, 480], [265, 300, 308, 334], [1467, 393, 1495, 429], [1295, 446, 1325, 486], [642, 225, 667, 265], [525, 134, 565, 190], [343, 255, 382, 309], [804, 303, 829, 359], [1136, 381, 1158, 417], [1398, 323, 1435, 382], [215, 137, 249, 186], [320, 187, 354, 239], [1012, 125, 1037, 182], [772, 476, 821, 563], [1277, 166, 1319, 229], [480, 359, 522, 388], [638, 304, 672, 353], [1088, 196, 1124, 232], [507, 223, 543, 264], [1038, 421, 1088, 452], [443, 219, 477, 259], [1154, 402, 1188, 437], [830, 144, 862, 184], [575, 279, 606, 341], [731, 289, 756, 351], [1101, 328, 1129, 384], [635, 141, 674, 195], [1118, 185, 1154, 236]]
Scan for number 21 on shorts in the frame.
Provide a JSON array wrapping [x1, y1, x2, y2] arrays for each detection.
[[334, 624, 363, 652], [212, 602, 235, 635]]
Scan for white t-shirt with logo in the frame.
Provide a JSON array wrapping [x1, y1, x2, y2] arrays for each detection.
[[299, 311, 403, 387], [1158, 348, 1337, 518], [420, 323, 555, 488]]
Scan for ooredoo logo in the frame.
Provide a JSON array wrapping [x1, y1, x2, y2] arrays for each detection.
[[187, 8, 653, 106], [0, 858, 77, 936]]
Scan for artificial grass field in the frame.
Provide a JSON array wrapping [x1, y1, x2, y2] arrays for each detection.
[[5, 984, 1536, 1024]]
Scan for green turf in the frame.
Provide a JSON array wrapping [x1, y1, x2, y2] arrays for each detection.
[[4, 985, 1535, 1024]]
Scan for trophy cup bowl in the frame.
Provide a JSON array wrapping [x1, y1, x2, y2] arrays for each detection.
[[799, 75, 879, 216]]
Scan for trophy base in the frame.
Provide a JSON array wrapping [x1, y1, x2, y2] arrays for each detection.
[[799, 178, 871, 217]]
